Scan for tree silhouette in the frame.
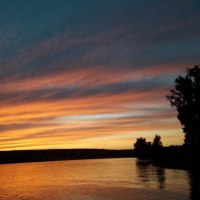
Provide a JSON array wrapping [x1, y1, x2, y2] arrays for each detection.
[[166, 65, 200, 148], [134, 137, 148, 149], [134, 137, 151, 158], [152, 135, 162, 148]]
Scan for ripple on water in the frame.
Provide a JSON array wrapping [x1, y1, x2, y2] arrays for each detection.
[[0, 158, 192, 200]]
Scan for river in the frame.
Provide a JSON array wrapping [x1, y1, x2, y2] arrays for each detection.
[[0, 158, 196, 200]]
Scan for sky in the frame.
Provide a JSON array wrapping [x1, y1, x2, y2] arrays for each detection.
[[0, 0, 200, 150]]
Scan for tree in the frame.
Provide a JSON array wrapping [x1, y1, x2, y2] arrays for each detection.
[[134, 137, 151, 158], [134, 137, 149, 149], [166, 65, 200, 147], [152, 135, 162, 148]]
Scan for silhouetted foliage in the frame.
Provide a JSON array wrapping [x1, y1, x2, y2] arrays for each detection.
[[152, 135, 162, 148], [134, 135, 162, 151], [166, 66, 200, 148], [134, 137, 151, 158], [134, 136, 163, 158], [134, 137, 151, 149], [134, 137, 150, 149]]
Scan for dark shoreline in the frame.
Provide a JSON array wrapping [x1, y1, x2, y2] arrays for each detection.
[[135, 146, 200, 171], [1, 148, 198, 171], [0, 149, 135, 164]]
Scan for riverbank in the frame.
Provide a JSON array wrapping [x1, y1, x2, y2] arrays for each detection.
[[135, 146, 200, 170], [0, 149, 135, 164]]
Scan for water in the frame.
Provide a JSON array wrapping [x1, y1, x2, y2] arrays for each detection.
[[0, 158, 195, 200]]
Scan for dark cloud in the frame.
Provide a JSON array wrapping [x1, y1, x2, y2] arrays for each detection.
[[1, 0, 200, 83]]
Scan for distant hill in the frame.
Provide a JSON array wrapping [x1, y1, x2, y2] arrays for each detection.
[[0, 149, 135, 164]]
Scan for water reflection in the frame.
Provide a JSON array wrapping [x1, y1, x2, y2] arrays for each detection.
[[136, 159, 166, 189], [0, 158, 192, 200], [156, 168, 166, 189], [188, 170, 200, 200]]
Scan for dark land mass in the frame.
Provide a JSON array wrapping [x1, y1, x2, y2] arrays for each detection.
[[0, 149, 135, 164], [135, 146, 200, 170], [1, 147, 199, 171]]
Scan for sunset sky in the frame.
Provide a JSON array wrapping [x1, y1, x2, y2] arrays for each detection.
[[0, 0, 200, 150]]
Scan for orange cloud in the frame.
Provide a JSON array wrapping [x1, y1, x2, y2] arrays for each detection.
[[0, 89, 182, 150]]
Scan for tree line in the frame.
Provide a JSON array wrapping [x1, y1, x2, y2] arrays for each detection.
[[134, 65, 200, 156], [134, 135, 162, 150]]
